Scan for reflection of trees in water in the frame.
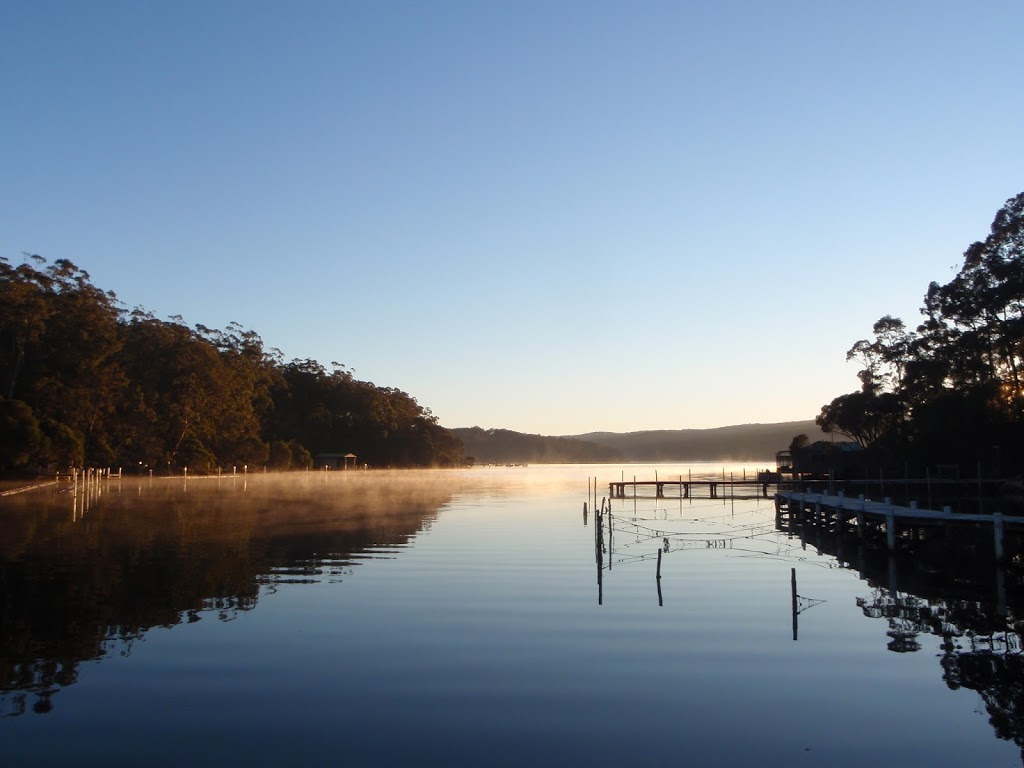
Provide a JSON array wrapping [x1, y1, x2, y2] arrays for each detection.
[[0, 474, 461, 716], [947, 649, 1024, 752], [796, 516, 1024, 760], [857, 585, 1024, 761]]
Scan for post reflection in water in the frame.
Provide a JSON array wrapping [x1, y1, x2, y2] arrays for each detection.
[[0, 471, 461, 718], [794, 507, 1024, 756], [591, 482, 1024, 763], [5, 465, 1024, 766]]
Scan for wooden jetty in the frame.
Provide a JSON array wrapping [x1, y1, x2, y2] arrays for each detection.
[[776, 490, 1024, 560], [609, 477, 776, 500]]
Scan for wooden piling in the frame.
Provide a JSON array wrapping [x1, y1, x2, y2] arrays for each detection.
[[603, 505, 611, 563], [997, 566, 1008, 617], [791, 568, 798, 641], [978, 461, 983, 515]]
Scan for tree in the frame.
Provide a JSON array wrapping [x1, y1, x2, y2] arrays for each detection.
[[0, 254, 465, 474], [0, 255, 54, 400], [268, 440, 292, 470], [31, 260, 126, 464], [288, 441, 312, 469], [38, 418, 84, 468], [920, 192, 1024, 415], [815, 391, 902, 448], [818, 191, 1024, 468], [846, 316, 914, 397], [0, 397, 42, 468]]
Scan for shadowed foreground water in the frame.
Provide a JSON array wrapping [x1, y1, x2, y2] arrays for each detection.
[[1, 465, 1022, 766]]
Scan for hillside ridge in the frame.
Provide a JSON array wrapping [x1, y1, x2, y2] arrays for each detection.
[[453, 420, 827, 463]]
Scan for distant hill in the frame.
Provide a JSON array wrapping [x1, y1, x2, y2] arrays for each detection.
[[452, 421, 828, 464], [571, 421, 829, 462], [451, 427, 624, 464]]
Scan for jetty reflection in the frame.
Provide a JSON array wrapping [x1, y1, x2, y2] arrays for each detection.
[[586, 486, 1024, 760], [0, 472, 463, 717], [784, 501, 1024, 757]]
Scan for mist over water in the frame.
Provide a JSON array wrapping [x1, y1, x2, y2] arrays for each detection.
[[1, 465, 1021, 766]]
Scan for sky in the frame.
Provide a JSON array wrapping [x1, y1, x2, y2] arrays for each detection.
[[3, 1, 1023, 436]]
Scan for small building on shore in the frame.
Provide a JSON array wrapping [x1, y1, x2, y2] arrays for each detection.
[[313, 452, 358, 469], [787, 440, 864, 478]]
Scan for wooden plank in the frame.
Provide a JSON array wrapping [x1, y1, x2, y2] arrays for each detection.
[[778, 491, 1024, 526]]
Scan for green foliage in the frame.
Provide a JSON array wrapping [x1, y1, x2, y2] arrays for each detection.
[[175, 434, 217, 473], [39, 418, 84, 468], [268, 440, 292, 470], [0, 255, 464, 472], [0, 397, 42, 468], [266, 360, 461, 467], [288, 441, 313, 469]]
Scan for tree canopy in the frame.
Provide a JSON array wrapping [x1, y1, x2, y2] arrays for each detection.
[[817, 191, 1024, 469], [0, 256, 463, 471]]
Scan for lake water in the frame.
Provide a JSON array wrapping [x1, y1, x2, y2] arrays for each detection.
[[2, 464, 1022, 766]]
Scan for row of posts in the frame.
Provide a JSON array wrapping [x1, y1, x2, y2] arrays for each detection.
[[64, 465, 262, 482], [588, 476, 665, 607], [785, 493, 1007, 562]]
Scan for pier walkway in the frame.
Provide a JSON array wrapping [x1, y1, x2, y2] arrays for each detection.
[[776, 490, 1024, 559], [609, 478, 774, 500]]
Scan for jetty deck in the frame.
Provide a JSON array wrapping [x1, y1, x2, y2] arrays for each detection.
[[776, 490, 1024, 559], [777, 489, 1024, 524], [609, 478, 775, 500]]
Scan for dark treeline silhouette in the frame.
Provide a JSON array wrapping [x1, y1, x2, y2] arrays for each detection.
[[453, 421, 829, 465], [817, 191, 1024, 474], [576, 421, 829, 462], [0, 256, 463, 472], [452, 427, 624, 464]]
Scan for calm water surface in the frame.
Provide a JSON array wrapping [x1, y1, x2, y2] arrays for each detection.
[[1, 464, 1021, 766]]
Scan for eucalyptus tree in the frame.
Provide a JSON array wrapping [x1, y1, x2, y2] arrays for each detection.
[[0, 256, 125, 466], [0, 396, 42, 468], [119, 314, 268, 471], [271, 359, 345, 455], [817, 191, 1024, 466], [921, 192, 1024, 406], [0, 255, 54, 401], [193, 322, 281, 466], [269, 359, 462, 467], [815, 390, 903, 449], [32, 259, 126, 464], [0, 253, 464, 472]]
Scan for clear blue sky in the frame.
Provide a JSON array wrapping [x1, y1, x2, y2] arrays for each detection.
[[4, 1, 1023, 435]]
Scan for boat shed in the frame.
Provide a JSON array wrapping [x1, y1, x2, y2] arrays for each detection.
[[314, 452, 358, 469]]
